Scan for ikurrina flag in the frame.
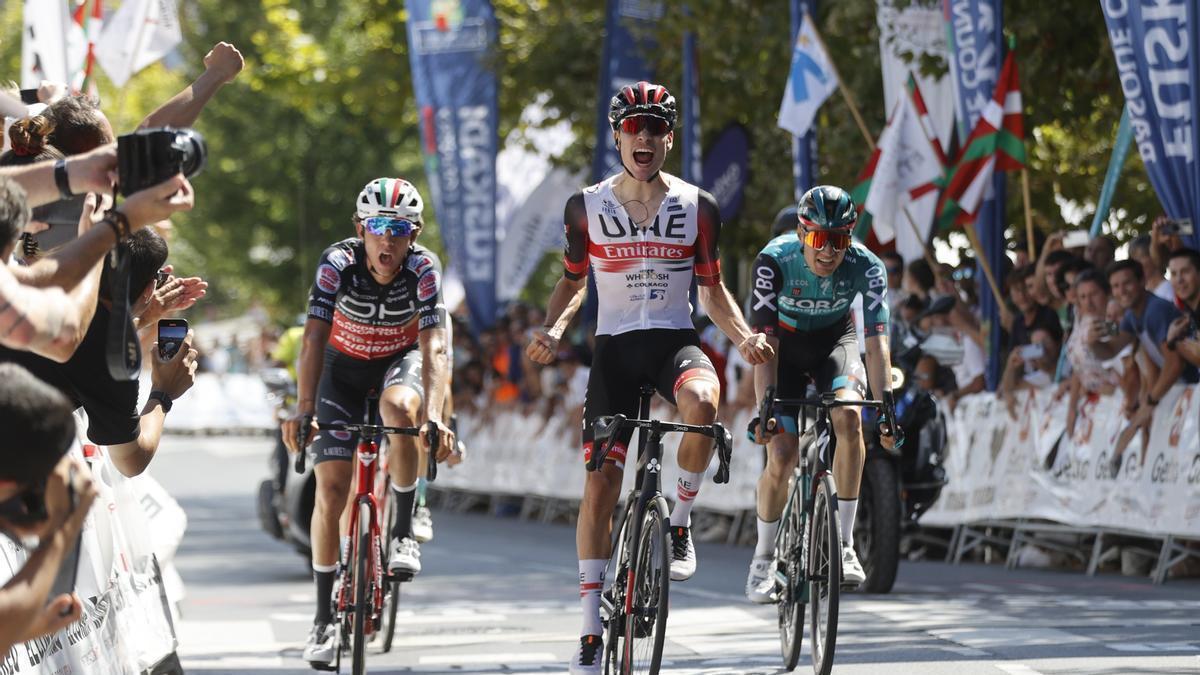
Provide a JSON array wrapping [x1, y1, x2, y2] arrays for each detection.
[[935, 48, 1025, 230]]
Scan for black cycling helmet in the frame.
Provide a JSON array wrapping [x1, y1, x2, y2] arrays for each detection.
[[608, 81, 678, 132], [771, 205, 799, 238], [797, 185, 858, 231]]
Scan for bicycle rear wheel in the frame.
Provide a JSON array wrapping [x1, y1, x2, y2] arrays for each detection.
[[620, 497, 670, 674], [602, 498, 635, 675], [808, 474, 841, 675], [380, 492, 400, 653], [351, 502, 371, 675], [777, 475, 806, 671]]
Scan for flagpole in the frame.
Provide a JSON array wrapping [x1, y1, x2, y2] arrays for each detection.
[[1021, 168, 1035, 260], [961, 218, 1011, 327], [807, 12, 943, 282]]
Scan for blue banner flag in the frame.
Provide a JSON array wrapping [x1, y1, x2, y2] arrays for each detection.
[[701, 124, 751, 223], [592, 0, 663, 182], [789, 0, 818, 199], [943, 0, 1005, 390], [1101, 0, 1200, 250], [682, 29, 702, 185], [406, 0, 500, 332]]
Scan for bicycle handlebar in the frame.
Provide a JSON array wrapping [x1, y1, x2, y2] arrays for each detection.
[[588, 415, 735, 484], [294, 419, 440, 481]]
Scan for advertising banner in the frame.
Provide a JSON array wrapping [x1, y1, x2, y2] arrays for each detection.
[[406, 0, 500, 331]]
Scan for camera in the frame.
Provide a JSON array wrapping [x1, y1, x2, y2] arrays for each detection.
[[1161, 218, 1195, 237], [117, 127, 207, 197]]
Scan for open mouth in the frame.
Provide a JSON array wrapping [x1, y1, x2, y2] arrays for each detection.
[[815, 253, 837, 267], [378, 251, 395, 266], [633, 148, 654, 168]]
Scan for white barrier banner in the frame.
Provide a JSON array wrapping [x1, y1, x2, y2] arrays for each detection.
[[0, 450, 180, 674], [922, 385, 1200, 537]]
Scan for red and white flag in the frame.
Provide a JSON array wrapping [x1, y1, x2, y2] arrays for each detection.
[[95, 0, 182, 87]]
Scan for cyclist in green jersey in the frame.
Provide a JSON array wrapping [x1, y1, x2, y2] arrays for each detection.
[[745, 185, 902, 599]]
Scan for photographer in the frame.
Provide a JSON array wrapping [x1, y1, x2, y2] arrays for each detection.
[[1062, 270, 1122, 437], [0, 363, 97, 656], [1166, 248, 1200, 369], [1, 226, 199, 477]]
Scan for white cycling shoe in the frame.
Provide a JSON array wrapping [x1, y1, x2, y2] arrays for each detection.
[[569, 634, 603, 674], [745, 556, 777, 604], [302, 621, 335, 667], [388, 537, 422, 575], [412, 506, 434, 543], [841, 545, 865, 587]]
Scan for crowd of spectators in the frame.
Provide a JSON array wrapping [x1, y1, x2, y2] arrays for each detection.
[[0, 43, 243, 655]]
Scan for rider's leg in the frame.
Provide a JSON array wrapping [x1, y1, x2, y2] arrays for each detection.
[[830, 398, 864, 542], [755, 431, 800, 556], [671, 374, 721, 527], [312, 460, 353, 623], [380, 383, 422, 541], [577, 460, 625, 635]]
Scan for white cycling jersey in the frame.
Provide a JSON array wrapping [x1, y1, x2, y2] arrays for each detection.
[[561, 174, 723, 336]]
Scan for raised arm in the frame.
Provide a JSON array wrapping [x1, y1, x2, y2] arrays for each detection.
[[139, 43, 244, 129], [528, 192, 590, 364]]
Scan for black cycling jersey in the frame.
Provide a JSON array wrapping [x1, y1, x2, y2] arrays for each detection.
[[307, 237, 446, 361]]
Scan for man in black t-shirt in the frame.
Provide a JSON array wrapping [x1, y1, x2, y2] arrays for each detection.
[[0, 228, 198, 476]]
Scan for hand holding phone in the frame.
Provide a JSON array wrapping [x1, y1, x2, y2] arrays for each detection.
[[1161, 218, 1195, 237], [157, 319, 188, 360], [1019, 343, 1045, 361]]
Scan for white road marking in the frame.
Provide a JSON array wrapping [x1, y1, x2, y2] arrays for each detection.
[[1107, 642, 1200, 652], [928, 627, 1092, 650], [418, 652, 557, 665], [994, 665, 1047, 675]]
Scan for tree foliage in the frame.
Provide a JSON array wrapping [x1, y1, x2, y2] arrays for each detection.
[[0, 0, 1164, 317]]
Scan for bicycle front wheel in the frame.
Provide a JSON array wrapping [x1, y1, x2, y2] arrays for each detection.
[[620, 497, 670, 674], [603, 498, 635, 675], [380, 492, 400, 653], [809, 474, 841, 675], [777, 475, 806, 671], [351, 502, 372, 675]]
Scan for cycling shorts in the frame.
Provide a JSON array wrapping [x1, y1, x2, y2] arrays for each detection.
[[582, 328, 719, 469], [773, 314, 866, 435], [311, 347, 423, 464]]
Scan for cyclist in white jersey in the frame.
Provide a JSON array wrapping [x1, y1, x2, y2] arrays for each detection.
[[525, 81, 774, 674]]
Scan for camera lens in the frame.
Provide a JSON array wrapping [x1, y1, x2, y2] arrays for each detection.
[[171, 129, 207, 179]]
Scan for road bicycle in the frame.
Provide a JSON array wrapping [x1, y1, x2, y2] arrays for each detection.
[[295, 392, 438, 674], [589, 384, 733, 675], [757, 385, 882, 675]]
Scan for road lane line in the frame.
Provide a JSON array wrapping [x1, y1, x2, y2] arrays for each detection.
[[995, 665, 1047, 675], [419, 652, 556, 665]]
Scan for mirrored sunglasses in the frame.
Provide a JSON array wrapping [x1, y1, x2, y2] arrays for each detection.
[[801, 228, 852, 252], [362, 216, 416, 237], [620, 115, 671, 136]]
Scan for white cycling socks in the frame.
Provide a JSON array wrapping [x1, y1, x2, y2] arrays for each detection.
[[578, 559, 606, 636], [755, 518, 780, 558], [670, 469, 704, 527], [840, 498, 858, 545]]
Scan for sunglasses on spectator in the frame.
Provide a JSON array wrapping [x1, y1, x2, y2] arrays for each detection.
[[620, 115, 671, 136], [362, 217, 417, 237], [155, 268, 169, 289], [886, 265, 902, 275], [801, 228, 853, 252], [0, 486, 47, 525]]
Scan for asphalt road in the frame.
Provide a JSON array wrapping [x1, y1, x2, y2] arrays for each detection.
[[153, 435, 1200, 674]]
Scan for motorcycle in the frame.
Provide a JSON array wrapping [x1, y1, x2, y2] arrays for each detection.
[[256, 367, 316, 559], [854, 298, 952, 593]]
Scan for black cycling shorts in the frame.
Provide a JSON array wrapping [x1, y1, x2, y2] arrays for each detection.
[[774, 315, 866, 434], [312, 347, 423, 464], [582, 329, 719, 469]]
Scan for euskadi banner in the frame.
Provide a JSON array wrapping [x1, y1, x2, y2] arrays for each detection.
[[1101, 0, 1200, 250], [406, 0, 500, 331], [943, 0, 1006, 389], [592, 0, 663, 182]]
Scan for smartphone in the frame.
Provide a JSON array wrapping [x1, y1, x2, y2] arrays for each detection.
[[1061, 230, 1090, 249], [1019, 343, 1045, 361], [157, 319, 188, 360], [19, 88, 39, 105], [1162, 218, 1195, 237], [29, 196, 87, 252], [1103, 320, 1120, 337], [48, 471, 81, 612]]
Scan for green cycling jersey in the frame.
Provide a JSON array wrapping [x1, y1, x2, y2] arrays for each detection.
[[748, 233, 891, 338]]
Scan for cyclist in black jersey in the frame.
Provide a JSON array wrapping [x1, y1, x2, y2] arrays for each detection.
[[745, 186, 902, 600], [282, 177, 455, 669]]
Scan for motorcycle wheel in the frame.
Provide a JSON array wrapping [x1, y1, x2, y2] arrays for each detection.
[[855, 458, 900, 594]]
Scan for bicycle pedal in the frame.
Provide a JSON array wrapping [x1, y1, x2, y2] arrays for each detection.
[[387, 571, 414, 583], [308, 662, 337, 672]]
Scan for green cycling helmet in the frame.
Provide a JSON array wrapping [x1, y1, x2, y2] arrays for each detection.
[[797, 185, 857, 231]]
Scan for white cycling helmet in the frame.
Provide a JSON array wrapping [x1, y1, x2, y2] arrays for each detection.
[[356, 177, 424, 221]]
